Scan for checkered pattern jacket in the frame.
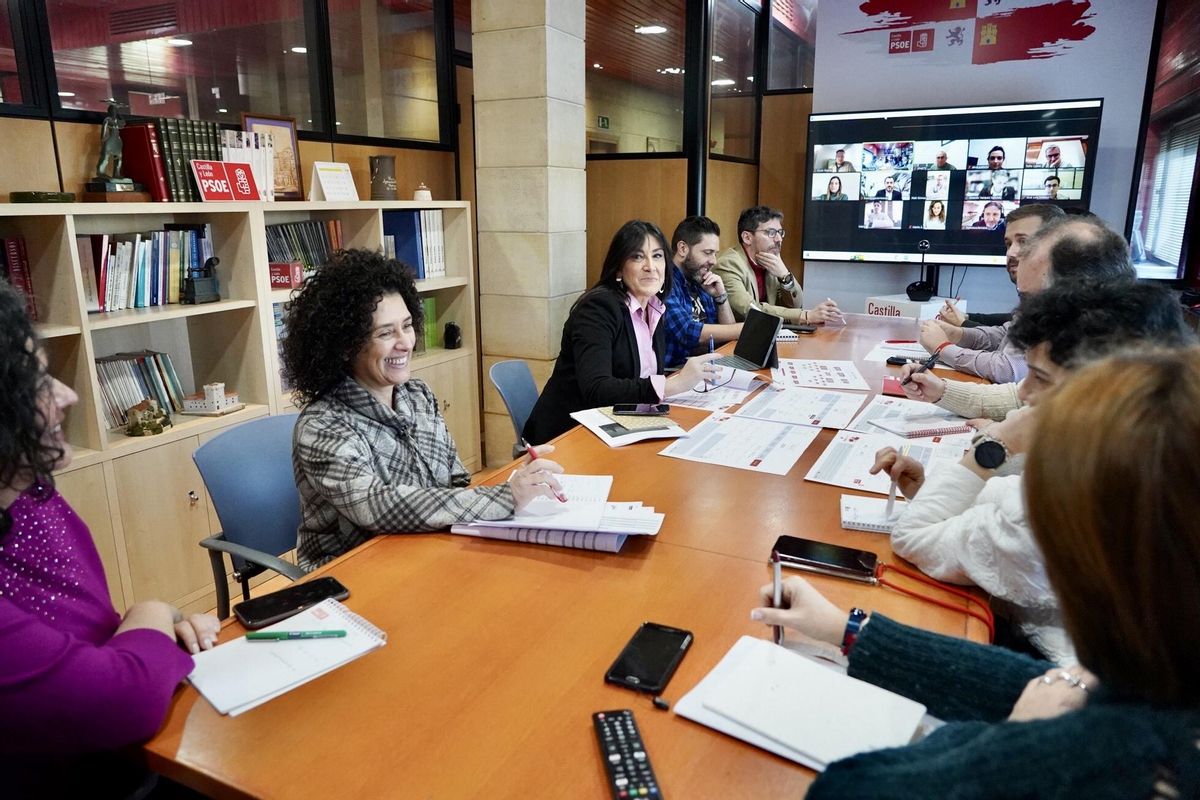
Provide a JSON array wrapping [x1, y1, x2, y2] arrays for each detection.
[[294, 377, 513, 570]]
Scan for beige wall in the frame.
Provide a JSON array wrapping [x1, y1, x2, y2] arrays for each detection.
[[586, 73, 683, 154], [584, 157, 688, 287]]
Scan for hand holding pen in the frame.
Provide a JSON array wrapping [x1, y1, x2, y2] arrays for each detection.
[[511, 440, 567, 507], [901, 350, 941, 385]]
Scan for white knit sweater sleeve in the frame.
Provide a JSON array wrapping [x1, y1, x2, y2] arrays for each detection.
[[890, 464, 1056, 609]]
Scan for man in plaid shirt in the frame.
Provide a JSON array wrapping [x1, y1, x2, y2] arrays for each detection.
[[661, 216, 743, 368]]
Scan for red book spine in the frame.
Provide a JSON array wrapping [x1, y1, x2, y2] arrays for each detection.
[[5, 236, 37, 320], [120, 124, 171, 202]]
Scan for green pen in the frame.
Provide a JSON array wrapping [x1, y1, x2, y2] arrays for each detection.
[[245, 630, 347, 641]]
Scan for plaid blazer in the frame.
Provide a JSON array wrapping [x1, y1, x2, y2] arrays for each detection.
[[293, 377, 513, 570]]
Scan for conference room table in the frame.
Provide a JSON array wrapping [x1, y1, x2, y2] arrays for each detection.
[[144, 313, 989, 799]]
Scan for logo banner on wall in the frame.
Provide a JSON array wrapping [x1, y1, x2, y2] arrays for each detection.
[[839, 0, 1099, 65]]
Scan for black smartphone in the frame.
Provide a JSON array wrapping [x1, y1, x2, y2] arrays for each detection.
[[605, 622, 693, 693], [612, 403, 670, 416], [772, 535, 878, 584], [783, 323, 818, 334], [234, 576, 351, 629], [886, 355, 912, 366]]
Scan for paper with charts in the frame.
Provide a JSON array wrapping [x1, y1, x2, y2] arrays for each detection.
[[734, 384, 866, 430], [846, 395, 975, 449], [658, 413, 821, 475], [666, 366, 769, 412], [772, 359, 870, 391], [804, 429, 963, 495]]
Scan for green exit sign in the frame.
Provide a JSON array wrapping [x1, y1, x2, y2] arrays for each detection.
[[597, 115, 610, 129]]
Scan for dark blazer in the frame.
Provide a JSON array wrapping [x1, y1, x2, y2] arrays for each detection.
[[523, 287, 666, 444]]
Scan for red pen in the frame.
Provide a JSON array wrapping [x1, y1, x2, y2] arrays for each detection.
[[885, 339, 917, 344], [520, 438, 567, 503]]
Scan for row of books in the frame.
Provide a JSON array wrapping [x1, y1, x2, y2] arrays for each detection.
[[265, 220, 344, 276], [76, 225, 215, 313], [382, 210, 447, 279], [1, 236, 37, 321], [121, 119, 225, 203], [95, 350, 185, 429], [415, 297, 437, 353], [273, 303, 292, 393]]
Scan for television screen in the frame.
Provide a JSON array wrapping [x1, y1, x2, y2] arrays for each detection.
[[801, 99, 1103, 266]]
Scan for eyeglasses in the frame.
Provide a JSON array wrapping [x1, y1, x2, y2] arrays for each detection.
[[757, 228, 786, 240]]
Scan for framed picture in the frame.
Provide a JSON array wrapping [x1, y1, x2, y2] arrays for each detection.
[[241, 113, 303, 200]]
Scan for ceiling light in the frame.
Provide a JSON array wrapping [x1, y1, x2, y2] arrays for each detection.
[[661, 67, 683, 75], [57, 91, 75, 97], [747, 76, 754, 81], [217, 107, 228, 113], [634, 25, 668, 35], [712, 55, 724, 62], [711, 78, 735, 86], [592, 63, 602, 69], [291, 46, 308, 54], [166, 38, 192, 47]]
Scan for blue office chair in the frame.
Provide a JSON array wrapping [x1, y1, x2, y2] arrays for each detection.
[[489, 360, 539, 459], [193, 413, 306, 620]]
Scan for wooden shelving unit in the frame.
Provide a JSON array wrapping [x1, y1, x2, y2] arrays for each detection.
[[1, 200, 480, 615]]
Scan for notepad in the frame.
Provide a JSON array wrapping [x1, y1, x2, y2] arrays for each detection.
[[869, 415, 973, 439], [189, 598, 386, 716], [840, 495, 905, 533], [675, 636, 926, 771]]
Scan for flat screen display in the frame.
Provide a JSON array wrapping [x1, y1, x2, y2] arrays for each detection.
[[801, 99, 1103, 266]]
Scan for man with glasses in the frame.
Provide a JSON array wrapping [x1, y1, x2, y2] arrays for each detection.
[[661, 216, 743, 368], [713, 205, 842, 324]]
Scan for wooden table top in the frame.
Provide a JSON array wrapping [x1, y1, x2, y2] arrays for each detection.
[[143, 313, 986, 799]]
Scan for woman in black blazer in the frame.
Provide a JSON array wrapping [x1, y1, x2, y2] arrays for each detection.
[[524, 220, 719, 444]]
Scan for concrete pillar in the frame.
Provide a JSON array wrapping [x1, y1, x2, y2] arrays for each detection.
[[473, 0, 587, 466]]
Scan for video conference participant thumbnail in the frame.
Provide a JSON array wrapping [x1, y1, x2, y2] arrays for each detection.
[[862, 199, 903, 229], [862, 172, 908, 200], [1024, 136, 1088, 169], [916, 200, 947, 230], [963, 200, 1018, 231], [1022, 168, 1084, 200], [912, 140, 968, 172], [861, 140, 913, 172], [813, 143, 861, 173], [811, 173, 859, 201]]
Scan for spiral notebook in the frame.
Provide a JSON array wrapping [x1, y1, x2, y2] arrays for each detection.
[[869, 414, 973, 439], [189, 598, 387, 716], [840, 495, 905, 534]]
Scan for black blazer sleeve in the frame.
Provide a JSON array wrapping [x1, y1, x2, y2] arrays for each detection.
[[523, 289, 666, 444]]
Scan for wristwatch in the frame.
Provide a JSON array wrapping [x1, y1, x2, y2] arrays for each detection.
[[779, 273, 796, 288], [841, 607, 868, 655], [973, 433, 1010, 470], [714, 292, 728, 305]]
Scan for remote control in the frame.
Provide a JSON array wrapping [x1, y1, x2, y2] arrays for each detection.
[[593, 709, 662, 799]]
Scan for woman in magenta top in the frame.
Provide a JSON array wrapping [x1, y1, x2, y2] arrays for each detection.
[[0, 282, 219, 795]]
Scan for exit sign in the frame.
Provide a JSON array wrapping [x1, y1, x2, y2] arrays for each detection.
[[597, 115, 610, 129]]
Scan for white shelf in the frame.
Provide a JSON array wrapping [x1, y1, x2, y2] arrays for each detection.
[[34, 322, 82, 338], [415, 276, 468, 292]]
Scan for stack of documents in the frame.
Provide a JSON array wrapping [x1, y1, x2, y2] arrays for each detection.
[[805, 429, 964, 495], [846, 395, 975, 448], [452, 475, 663, 552], [189, 599, 386, 716], [675, 636, 926, 771]]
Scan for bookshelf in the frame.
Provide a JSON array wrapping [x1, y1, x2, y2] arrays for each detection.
[[1, 200, 480, 615]]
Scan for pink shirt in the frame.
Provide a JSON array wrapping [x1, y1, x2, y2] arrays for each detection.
[[624, 292, 667, 400]]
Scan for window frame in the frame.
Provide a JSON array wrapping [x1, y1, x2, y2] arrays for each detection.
[[10, 0, 456, 151], [0, 0, 50, 118]]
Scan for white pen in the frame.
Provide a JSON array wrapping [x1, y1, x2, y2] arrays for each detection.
[[771, 552, 783, 645], [886, 477, 898, 518]]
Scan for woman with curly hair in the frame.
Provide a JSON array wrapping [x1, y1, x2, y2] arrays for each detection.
[[523, 220, 719, 443], [282, 249, 564, 570], [0, 282, 218, 796]]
